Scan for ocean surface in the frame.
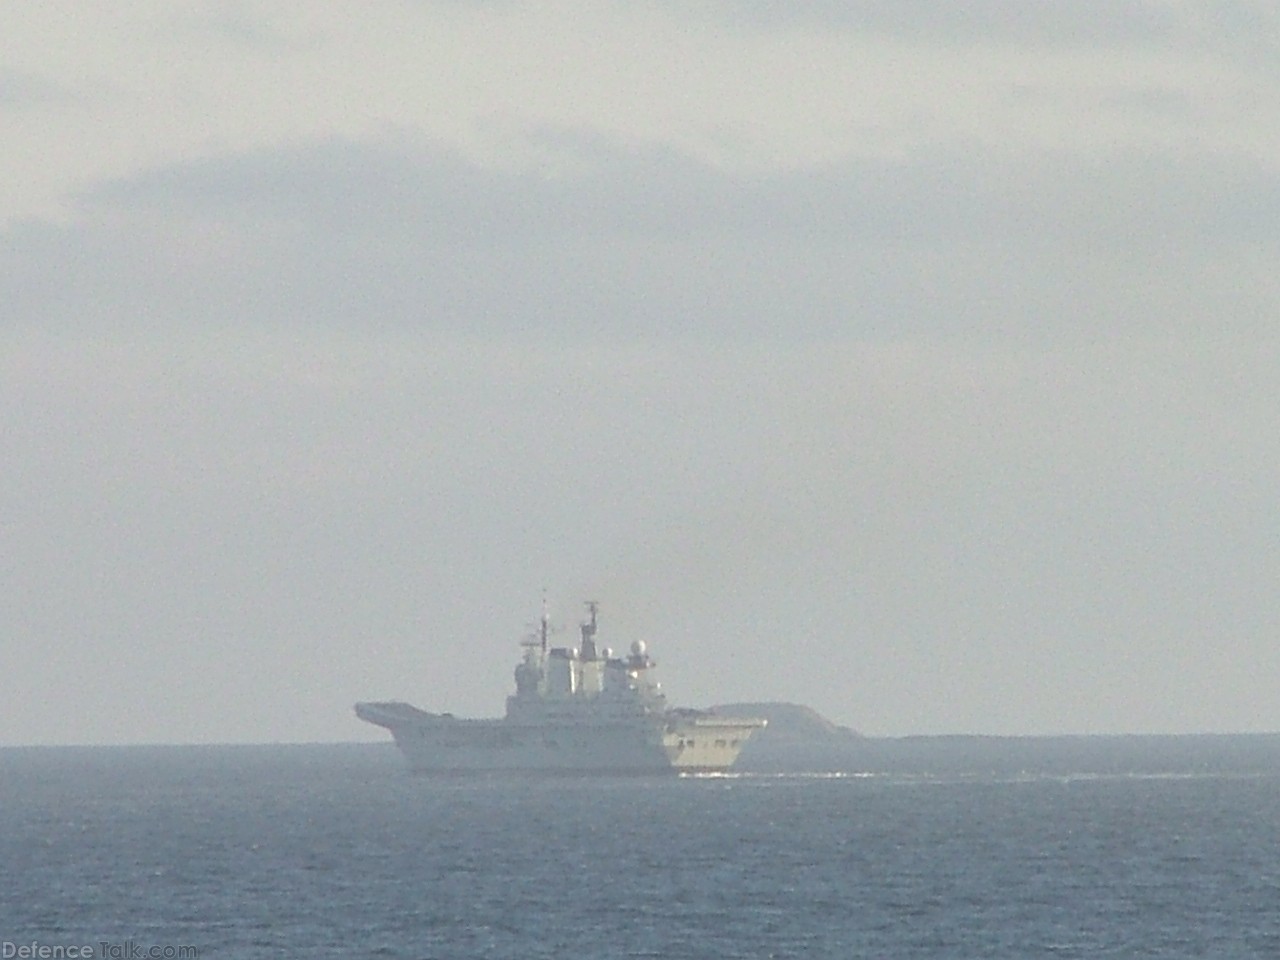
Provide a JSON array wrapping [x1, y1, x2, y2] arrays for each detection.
[[3, 737, 1279, 959]]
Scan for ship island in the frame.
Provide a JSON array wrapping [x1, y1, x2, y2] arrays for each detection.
[[356, 601, 766, 774]]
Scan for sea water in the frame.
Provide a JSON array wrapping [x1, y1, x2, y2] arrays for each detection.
[[2, 739, 1278, 958]]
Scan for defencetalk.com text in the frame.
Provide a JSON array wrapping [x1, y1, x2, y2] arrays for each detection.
[[2, 944, 199, 960]]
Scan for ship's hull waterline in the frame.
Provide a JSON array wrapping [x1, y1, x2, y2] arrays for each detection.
[[356, 701, 762, 774]]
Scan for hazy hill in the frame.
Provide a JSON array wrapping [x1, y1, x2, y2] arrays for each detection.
[[711, 701, 865, 772], [712, 702, 861, 741]]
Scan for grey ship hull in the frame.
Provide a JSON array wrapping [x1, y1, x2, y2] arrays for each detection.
[[356, 701, 761, 774]]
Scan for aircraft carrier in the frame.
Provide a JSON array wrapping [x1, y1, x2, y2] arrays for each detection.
[[356, 601, 765, 774]]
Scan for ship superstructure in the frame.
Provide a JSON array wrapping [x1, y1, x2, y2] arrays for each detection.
[[356, 601, 764, 774]]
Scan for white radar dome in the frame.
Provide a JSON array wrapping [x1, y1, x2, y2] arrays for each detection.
[[630, 640, 647, 656]]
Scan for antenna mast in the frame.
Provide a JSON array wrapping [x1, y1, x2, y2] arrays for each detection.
[[580, 600, 599, 659], [540, 590, 549, 655]]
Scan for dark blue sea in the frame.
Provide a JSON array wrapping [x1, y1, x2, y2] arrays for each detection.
[[3, 737, 1279, 959]]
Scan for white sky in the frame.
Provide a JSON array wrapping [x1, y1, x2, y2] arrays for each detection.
[[2, 1, 1278, 744]]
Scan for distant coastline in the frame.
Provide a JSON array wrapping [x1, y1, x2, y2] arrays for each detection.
[[712, 702, 1280, 776]]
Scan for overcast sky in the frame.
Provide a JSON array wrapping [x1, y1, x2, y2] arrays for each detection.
[[3, 1, 1278, 745]]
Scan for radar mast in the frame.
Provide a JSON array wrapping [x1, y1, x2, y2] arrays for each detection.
[[580, 600, 599, 660]]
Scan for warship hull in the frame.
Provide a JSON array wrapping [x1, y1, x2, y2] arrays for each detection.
[[356, 701, 760, 774]]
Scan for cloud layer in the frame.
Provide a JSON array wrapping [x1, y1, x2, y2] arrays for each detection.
[[8, 131, 1278, 345]]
